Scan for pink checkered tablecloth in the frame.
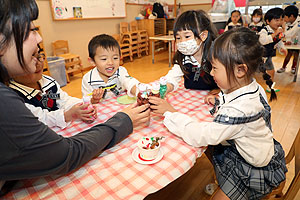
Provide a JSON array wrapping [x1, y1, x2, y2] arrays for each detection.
[[5, 82, 213, 200]]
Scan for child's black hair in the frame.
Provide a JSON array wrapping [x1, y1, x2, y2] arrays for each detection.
[[88, 34, 121, 60], [251, 8, 263, 22], [284, 5, 299, 18], [173, 10, 218, 80], [208, 27, 277, 101], [226, 10, 243, 25], [264, 7, 284, 24]]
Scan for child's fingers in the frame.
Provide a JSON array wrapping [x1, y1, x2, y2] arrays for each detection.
[[79, 103, 89, 109]]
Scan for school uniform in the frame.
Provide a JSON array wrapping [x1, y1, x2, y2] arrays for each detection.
[[282, 16, 300, 71], [248, 21, 265, 33], [224, 22, 242, 32], [258, 25, 286, 70], [9, 75, 81, 128], [163, 79, 287, 199], [284, 15, 300, 41], [165, 55, 217, 92], [81, 66, 139, 98]]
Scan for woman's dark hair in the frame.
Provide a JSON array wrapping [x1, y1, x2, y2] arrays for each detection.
[[251, 8, 263, 22], [226, 10, 243, 25], [0, 0, 39, 84], [264, 7, 284, 24], [88, 34, 121, 60], [208, 27, 277, 101], [173, 10, 218, 80]]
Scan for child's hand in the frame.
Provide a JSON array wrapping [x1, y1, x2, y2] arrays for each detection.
[[64, 103, 97, 123], [205, 94, 216, 105], [280, 48, 288, 56], [149, 96, 177, 115], [208, 88, 220, 96], [121, 102, 150, 127], [91, 88, 104, 104]]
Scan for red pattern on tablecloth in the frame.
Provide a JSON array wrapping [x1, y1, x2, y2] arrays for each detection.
[[5, 82, 213, 200]]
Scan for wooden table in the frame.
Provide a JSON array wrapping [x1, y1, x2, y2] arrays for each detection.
[[285, 44, 300, 82], [5, 82, 213, 200], [149, 35, 175, 67]]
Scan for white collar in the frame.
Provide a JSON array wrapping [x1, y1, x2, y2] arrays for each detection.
[[265, 25, 275, 33], [183, 55, 200, 66], [228, 22, 242, 26], [220, 79, 259, 104], [250, 21, 263, 26], [88, 67, 120, 86], [9, 75, 56, 100]]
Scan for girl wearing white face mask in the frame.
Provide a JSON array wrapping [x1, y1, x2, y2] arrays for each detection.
[[162, 10, 219, 96], [249, 8, 265, 33]]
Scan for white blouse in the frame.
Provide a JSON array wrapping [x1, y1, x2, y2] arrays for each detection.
[[81, 66, 139, 98], [163, 79, 274, 167]]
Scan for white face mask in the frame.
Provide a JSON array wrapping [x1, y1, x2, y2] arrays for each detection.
[[176, 39, 201, 55], [252, 17, 261, 23]]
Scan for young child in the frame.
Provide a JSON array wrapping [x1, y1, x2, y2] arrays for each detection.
[[9, 51, 96, 128], [258, 7, 287, 92], [249, 8, 265, 33], [277, 5, 300, 74], [149, 28, 287, 199], [82, 34, 139, 103], [224, 10, 243, 32], [163, 10, 219, 95]]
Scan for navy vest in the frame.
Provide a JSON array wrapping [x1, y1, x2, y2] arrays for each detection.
[[249, 23, 264, 33], [182, 61, 218, 90], [263, 27, 281, 57], [13, 84, 60, 112]]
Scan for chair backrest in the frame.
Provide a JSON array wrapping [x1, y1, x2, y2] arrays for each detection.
[[51, 40, 70, 56], [130, 21, 138, 32], [283, 128, 300, 200], [262, 129, 300, 200], [120, 22, 129, 34]]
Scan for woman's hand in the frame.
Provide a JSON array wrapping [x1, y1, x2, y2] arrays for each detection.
[[91, 88, 104, 104], [121, 102, 150, 127], [149, 96, 177, 115], [64, 103, 97, 123]]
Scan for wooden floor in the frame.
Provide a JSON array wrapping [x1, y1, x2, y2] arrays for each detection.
[[62, 51, 300, 199]]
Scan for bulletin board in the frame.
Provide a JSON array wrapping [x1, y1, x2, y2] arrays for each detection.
[[50, 0, 126, 20]]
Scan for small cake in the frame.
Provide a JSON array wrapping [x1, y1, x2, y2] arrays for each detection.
[[137, 136, 163, 161], [137, 83, 149, 106]]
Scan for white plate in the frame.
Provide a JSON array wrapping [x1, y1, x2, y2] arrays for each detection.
[[132, 147, 163, 165]]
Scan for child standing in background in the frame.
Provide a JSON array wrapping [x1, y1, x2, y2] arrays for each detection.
[[9, 50, 96, 128], [163, 10, 219, 96], [224, 10, 243, 32], [277, 5, 300, 74], [82, 34, 140, 103], [249, 8, 265, 33], [149, 28, 287, 199], [259, 7, 287, 92]]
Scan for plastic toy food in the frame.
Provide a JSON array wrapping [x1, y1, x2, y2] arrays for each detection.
[[137, 83, 149, 106], [137, 136, 164, 160]]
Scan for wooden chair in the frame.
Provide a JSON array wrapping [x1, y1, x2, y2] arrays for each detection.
[[120, 22, 140, 58], [263, 128, 300, 200], [130, 21, 149, 56], [210, 129, 300, 200], [51, 40, 83, 82], [112, 34, 132, 64]]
